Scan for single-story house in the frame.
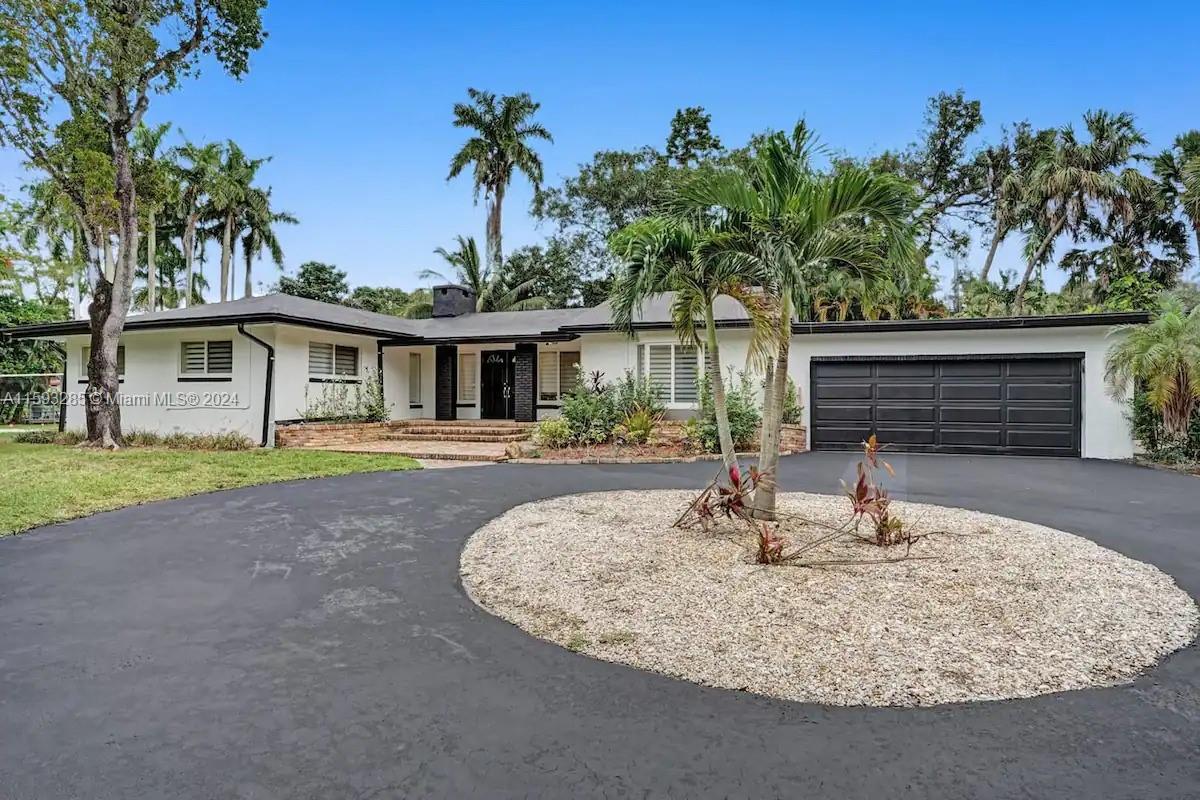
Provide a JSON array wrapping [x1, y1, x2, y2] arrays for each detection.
[[3, 284, 1147, 459]]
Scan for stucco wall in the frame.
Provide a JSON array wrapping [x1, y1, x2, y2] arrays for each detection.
[[60, 324, 271, 440], [578, 324, 1133, 460]]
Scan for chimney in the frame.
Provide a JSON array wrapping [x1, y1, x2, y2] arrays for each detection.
[[431, 284, 477, 317]]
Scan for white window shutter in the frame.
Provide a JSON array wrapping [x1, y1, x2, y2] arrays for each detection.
[[181, 342, 207, 374], [309, 342, 333, 374]]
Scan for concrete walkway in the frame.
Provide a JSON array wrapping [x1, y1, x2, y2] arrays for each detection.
[[0, 453, 1197, 798]]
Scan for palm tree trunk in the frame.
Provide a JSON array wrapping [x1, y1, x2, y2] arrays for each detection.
[[1014, 215, 1066, 314], [704, 304, 737, 474], [243, 237, 253, 298], [220, 213, 233, 302], [753, 296, 792, 520], [147, 208, 157, 311], [979, 225, 1005, 282], [486, 183, 504, 277]]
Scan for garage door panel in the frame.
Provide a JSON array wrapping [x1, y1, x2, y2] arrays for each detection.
[[1007, 407, 1074, 425], [811, 356, 1079, 457], [813, 405, 872, 422], [877, 384, 935, 400], [941, 383, 1002, 401], [1008, 383, 1073, 401], [940, 406, 1002, 423], [877, 362, 935, 377], [877, 406, 935, 422], [941, 429, 1003, 446]]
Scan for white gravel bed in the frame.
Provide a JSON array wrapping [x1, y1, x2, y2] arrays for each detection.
[[460, 490, 1199, 707]]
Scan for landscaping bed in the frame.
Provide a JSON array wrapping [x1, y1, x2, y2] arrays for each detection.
[[462, 489, 1199, 707]]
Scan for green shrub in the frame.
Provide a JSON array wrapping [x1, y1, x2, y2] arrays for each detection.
[[614, 407, 657, 445], [534, 418, 572, 449], [561, 380, 618, 445], [694, 370, 761, 453], [300, 368, 391, 423], [781, 378, 803, 425], [1132, 389, 1200, 463], [612, 370, 665, 418], [12, 429, 56, 444]]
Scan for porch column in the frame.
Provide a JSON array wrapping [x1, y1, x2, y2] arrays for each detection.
[[435, 344, 458, 420], [513, 342, 536, 423]]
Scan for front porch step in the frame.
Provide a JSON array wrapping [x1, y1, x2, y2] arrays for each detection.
[[395, 425, 531, 436], [382, 431, 529, 443], [397, 419, 533, 428]]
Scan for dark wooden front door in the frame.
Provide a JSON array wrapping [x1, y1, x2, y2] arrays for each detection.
[[481, 350, 516, 419]]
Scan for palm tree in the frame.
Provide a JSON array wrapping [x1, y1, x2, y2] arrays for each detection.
[[133, 122, 174, 312], [236, 187, 297, 298], [1153, 131, 1200, 262], [173, 140, 221, 307], [978, 124, 1056, 282], [1014, 111, 1147, 313], [609, 216, 773, 473], [423, 234, 548, 311], [447, 88, 552, 276], [208, 141, 270, 302], [670, 123, 915, 518], [1106, 296, 1200, 439]]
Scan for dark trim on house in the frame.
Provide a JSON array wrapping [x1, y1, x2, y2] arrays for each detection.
[[50, 343, 67, 433], [78, 378, 124, 384], [535, 403, 560, 410], [455, 403, 476, 409], [792, 312, 1148, 335], [408, 403, 423, 410], [307, 376, 362, 384], [559, 320, 752, 334], [416, 332, 579, 345], [5, 312, 425, 343], [176, 376, 233, 383], [236, 324, 275, 448], [810, 351, 1086, 362]]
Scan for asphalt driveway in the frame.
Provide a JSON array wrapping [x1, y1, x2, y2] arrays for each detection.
[[1, 453, 1197, 799]]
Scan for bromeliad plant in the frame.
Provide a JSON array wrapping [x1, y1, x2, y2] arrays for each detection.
[[843, 434, 909, 547]]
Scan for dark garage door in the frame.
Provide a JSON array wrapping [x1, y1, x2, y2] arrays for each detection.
[[810, 355, 1082, 457]]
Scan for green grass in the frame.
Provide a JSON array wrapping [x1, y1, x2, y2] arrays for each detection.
[[0, 439, 420, 535]]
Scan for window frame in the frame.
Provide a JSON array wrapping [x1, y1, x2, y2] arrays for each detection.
[[408, 352, 422, 408], [457, 351, 477, 405], [538, 350, 581, 404], [639, 342, 702, 407], [307, 341, 361, 383], [178, 339, 234, 381]]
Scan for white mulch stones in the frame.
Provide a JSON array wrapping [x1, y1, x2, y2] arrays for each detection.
[[460, 490, 1199, 707]]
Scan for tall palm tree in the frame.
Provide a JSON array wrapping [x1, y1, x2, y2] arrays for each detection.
[[670, 123, 915, 518], [208, 141, 270, 302], [423, 234, 548, 311], [447, 88, 552, 277], [173, 140, 221, 307], [236, 187, 297, 298], [132, 122, 174, 312], [610, 216, 774, 473], [978, 124, 1056, 282], [1014, 111, 1147, 313], [1106, 295, 1200, 439], [1153, 131, 1200, 262]]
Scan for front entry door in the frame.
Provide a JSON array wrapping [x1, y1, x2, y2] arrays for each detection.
[[481, 350, 515, 419]]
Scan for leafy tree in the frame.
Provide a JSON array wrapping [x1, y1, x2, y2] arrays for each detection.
[[670, 123, 915, 517], [610, 216, 773, 473], [447, 88, 552, 277], [346, 286, 424, 317], [0, 294, 67, 378], [977, 123, 1056, 281], [1153, 131, 1200, 261], [1106, 296, 1200, 439], [0, 0, 267, 445], [1015, 111, 1147, 313], [665, 106, 723, 167], [503, 241, 582, 308], [423, 234, 547, 312], [276, 261, 348, 304]]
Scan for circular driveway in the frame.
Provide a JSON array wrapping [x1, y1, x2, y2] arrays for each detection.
[[1, 453, 1197, 799]]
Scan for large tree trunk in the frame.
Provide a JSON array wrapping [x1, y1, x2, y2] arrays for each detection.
[[486, 182, 504, 278], [752, 296, 792, 519], [979, 225, 1005, 282], [101, 231, 115, 282], [704, 304, 737, 475], [85, 116, 139, 447], [147, 208, 157, 310], [220, 212, 233, 302], [1014, 215, 1066, 314]]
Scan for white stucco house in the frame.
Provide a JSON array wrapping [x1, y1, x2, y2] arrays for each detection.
[[3, 284, 1146, 459]]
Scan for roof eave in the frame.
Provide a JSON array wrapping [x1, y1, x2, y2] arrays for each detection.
[[2, 312, 425, 343]]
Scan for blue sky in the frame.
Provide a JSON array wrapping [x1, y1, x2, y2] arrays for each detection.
[[2, 0, 1197, 299]]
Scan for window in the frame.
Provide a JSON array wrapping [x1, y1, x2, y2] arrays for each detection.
[[308, 342, 359, 378], [458, 352, 476, 404], [81, 345, 125, 376], [538, 351, 581, 402], [180, 340, 233, 377], [640, 343, 700, 404], [408, 352, 422, 405]]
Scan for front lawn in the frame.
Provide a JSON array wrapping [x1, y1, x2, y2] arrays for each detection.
[[0, 439, 419, 535]]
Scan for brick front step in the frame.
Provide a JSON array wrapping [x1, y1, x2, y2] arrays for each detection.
[[393, 426, 531, 437], [397, 420, 533, 429], [381, 432, 529, 443]]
